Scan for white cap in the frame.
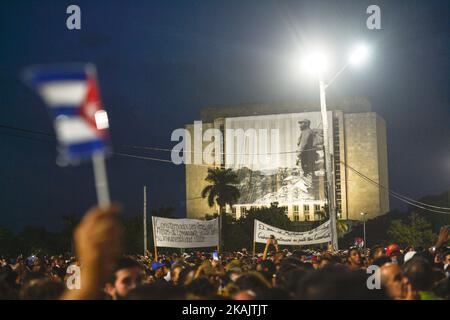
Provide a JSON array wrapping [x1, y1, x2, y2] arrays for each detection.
[[404, 251, 417, 263]]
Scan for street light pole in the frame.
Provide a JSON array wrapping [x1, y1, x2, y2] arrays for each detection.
[[302, 43, 371, 252], [319, 75, 338, 251], [361, 212, 367, 251], [143, 185, 148, 256], [363, 216, 366, 250]]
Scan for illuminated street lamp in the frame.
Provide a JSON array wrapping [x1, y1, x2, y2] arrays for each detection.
[[349, 44, 370, 66], [303, 44, 370, 251]]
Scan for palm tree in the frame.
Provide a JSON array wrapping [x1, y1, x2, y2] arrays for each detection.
[[316, 205, 349, 236], [201, 168, 240, 253], [201, 168, 241, 214]]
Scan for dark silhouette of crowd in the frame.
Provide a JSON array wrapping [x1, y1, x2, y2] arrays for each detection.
[[1, 205, 449, 300]]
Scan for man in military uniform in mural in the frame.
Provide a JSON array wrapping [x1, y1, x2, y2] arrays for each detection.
[[297, 119, 316, 176]]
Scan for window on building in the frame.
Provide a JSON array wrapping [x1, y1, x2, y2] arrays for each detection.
[[293, 205, 299, 214], [303, 205, 310, 213], [304, 214, 310, 221]]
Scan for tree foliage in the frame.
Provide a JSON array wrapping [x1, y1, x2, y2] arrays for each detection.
[[0, 206, 177, 256], [222, 203, 293, 251], [387, 212, 437, 248]]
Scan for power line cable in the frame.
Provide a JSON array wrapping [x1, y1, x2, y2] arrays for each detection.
[[125, 144, 320, 155], [1, 123, 449, 213], [340, 160, 450, 214]]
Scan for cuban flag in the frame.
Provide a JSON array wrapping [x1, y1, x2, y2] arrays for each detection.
[[25, 64, 110, 165]]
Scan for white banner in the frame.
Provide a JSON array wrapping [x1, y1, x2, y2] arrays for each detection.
[[254, 219, 331, 245], [152, 216, 219, 248]]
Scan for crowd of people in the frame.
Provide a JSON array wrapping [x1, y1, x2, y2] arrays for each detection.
[[1, 205, 449, 300]]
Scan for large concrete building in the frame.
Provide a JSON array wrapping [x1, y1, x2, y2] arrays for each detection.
[[185, 98, 389, 222]]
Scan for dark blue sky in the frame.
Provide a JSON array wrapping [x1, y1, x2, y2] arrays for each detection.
[[0, 0, 449, 231]]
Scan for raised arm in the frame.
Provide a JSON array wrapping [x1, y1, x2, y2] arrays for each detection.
[[262, 239, 271, 260], [430, 226, 449, 255], [61, 205, 122, 300]]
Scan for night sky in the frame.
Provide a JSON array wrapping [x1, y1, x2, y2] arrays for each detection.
[[0, 0, 449, 231]]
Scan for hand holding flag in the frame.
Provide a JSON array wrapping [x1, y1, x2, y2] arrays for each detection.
[[24, 63, 111, 207]]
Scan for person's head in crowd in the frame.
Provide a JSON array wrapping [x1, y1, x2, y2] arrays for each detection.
[[27, 256, 46, 275], [15, 255, 24, 265], [415, 250, 435, 266], [372, 256, 392, 267], [442, 250, 450, 275], [431, 268, 446, 287], [369, 245, 385, 262], [386, 244, 403, 265], [225, 259, 242, 271], [19, 278, 65, 300], [386, 244, 400, 256], [50, 255, 64, 268], [0, 266, 19, 299], [379, 263, 407, 300], [105, 257, 143, 300], [321, 253, 341, 268], [347, 248, 362, 269], [275, 264, 307, 296], [319, 256, 333, 269], [281, 257, 303, 268], [403, 256, 436, 298], [240, 257, 253, 271], [234, 272, 271, 298], [310, 256, 319, 269], [152, 261, 166, 280], [273, 252, 285, 265], [198, 260, 216, 277], [177, 267, 195, 287], [294, 265, 388, 299], [257, 260, 276, 283], [143, 268, 155, 284], [171, 253, 179, 262], [170, 263, 187, 286], [162, 259, 171, 275], [233, 290, 257, 300], [433, 250, 443, 266], [186, 276, 218, 299], [226, 266, 242, 283], [292, 250, 308, 262], [299, 261, 314, 271], [156, 259, 171, 281], [433, 276, 450, 299]]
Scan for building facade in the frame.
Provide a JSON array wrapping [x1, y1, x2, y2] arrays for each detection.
[[185, 100, 389, 222]]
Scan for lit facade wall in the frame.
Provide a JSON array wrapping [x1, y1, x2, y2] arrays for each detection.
[[343, 112, 389, 220], [185, 108, 389, 221]]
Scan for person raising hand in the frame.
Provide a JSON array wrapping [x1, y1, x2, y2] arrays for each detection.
[[61, 204, 123, 300]]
